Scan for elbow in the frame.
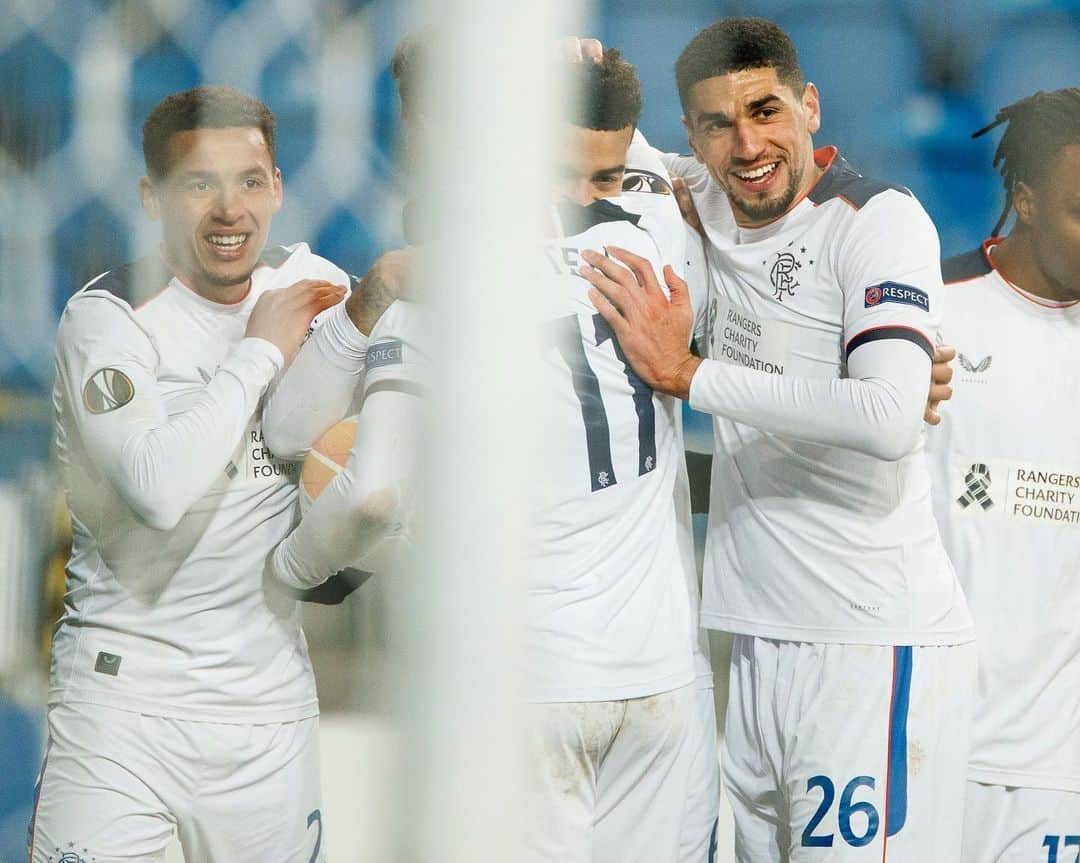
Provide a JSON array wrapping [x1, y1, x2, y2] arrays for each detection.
[[348, 487, 404, 541], [128, 495, 185, 532], [261, 424, 309, 461], [865, 415, 922, 462]]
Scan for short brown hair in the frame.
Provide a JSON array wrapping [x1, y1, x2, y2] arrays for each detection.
[[676, 18, 803, 115], [141, 85, 277, 180], [570, 48, 643, 132]]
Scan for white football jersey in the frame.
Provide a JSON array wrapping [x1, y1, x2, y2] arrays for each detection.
[[662, 147, 974, 645], [527, 191, 694, 702], [928, 239, 1080, 793], [51, 242, 346, 722], [363, 300, 429, 398]]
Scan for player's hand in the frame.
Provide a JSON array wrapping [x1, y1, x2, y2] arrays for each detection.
[[246, 279, 346, 364], [673, 177, 704, 238], [581, 246, 701, 399], [346, 248, 414, 336], [559, 37, 603, 63], [925, 344, 955, 425]]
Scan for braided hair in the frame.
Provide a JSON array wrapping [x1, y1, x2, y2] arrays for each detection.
[[973, 88, 1080, 236]]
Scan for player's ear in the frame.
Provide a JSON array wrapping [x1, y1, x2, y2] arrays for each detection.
[[140, 176, 160, 220], [271, 166, 284, 214], [681, 115, 704, 163], [1012, 181, 1036, 227], [802, 82, 821, 136]]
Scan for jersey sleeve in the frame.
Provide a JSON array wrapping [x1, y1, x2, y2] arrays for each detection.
[[837, 191, 942, 363], [270, 385, 420, 589], [684, 223, 709, 350], [362, 301, 429, 399], [56, 293, 283, 531], [687, 192, 938, 461], [262, 296, 368, 460]]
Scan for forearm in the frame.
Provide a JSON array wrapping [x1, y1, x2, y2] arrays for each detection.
[[262, 302, 368, 459], [104, 339, 282, 529], [272, 388, 417, 589], [688, 339, 930, 461]]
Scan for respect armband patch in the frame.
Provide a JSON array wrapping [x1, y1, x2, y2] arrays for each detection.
[[366, 339, 403, 369], [864, 282, 929, 312], [83, 367, 135, 414]]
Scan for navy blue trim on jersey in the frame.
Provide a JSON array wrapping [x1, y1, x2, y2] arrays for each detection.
[[942, 246, 992, 284], [558, 198, 642, 236], [845, 326, 933, 361], [808, 154, 911, 210], [884, 646, 913, 838], [79, 256, 171, 304], [258, 244, 293, 268]]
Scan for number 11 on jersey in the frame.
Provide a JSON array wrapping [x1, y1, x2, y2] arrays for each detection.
[[550, 313, 657, 492]]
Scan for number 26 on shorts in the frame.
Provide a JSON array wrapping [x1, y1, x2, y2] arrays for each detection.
[[801, 775, 882, 849]]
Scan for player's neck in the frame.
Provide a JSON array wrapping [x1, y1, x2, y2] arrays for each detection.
[[993, 230, 1073, 304], [159, 248, 251, 305]]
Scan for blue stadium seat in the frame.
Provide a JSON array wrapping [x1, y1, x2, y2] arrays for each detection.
[[595, 3, 727, 153], [0, 34, 74, 170], [975, 9, 1080, 118], [52, 198, 130, 315], [259, 40, 318, 179], [315, 207, 381, 279], [0, 699, 42, 861], [128, 35, 201, 152], [775, 4, 924, 181]]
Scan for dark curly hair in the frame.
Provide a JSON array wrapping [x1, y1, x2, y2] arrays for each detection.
[[141, 85, 277, 180], [973, 88, 1080, 236], [675, 18, 803, 115], [569, 48, 643, 132]]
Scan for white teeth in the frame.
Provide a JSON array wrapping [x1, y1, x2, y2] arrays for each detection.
[[208, 234, 246, 247], [736, 163, 777, 181]]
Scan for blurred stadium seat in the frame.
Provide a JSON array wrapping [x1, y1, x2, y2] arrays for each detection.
[[975, 8, 1080, 117]]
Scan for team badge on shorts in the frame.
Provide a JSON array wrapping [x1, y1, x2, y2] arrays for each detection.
[[82, 368, 135, 414], [47, 844, 95, 862]]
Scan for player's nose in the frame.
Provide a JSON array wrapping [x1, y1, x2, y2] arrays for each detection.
[[731, 119, 766, 162], [210, 185, 244, 221]]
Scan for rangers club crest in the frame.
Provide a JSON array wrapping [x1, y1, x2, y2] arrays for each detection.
[[765, 241, 814, 302]]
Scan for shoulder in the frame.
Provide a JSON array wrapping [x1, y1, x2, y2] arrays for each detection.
[[809, 151, 915, 212], [942, 245, 993, 285], [259, 242, 349, 285], [73, 257, 172, 309]]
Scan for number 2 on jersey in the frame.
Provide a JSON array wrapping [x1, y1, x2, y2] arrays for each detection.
[[551, 313, 656, 492]]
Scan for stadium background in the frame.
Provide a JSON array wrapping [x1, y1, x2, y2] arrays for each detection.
[[0, 0, 1077, 859]]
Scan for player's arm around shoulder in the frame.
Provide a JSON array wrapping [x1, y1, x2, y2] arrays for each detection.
[[262, 248, 415, 460]]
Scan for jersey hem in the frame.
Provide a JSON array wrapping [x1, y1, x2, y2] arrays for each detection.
[[526, 668, 694, 704], [49, 688, 320, 725], [699, 612, 976, 646], [968, 767, 1080, 795]]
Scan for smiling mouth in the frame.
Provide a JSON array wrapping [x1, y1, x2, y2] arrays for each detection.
[[206, 233, 249, 249], [733, 161, 779, 187]]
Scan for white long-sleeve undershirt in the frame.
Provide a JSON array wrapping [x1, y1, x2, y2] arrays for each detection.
[[688, 337, 930, 462], [262, 301, 369, 460], [271, 387, 419, 588], [56, 295, 283, 531]]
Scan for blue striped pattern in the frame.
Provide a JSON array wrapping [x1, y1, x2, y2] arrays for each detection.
[[885, 646, 913, 837]]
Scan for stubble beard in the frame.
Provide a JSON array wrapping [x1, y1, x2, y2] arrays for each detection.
[[726, 160, 803, 226]]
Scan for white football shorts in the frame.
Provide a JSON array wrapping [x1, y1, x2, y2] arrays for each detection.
[[681, 681, 721, 863], [524, 683, 694, 863], [723, 636, 976, 862], [962, 782, 1080, 863], [29, 702, 325, 863]]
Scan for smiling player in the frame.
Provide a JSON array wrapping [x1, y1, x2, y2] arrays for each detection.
[[30, 86, 374, 863]]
